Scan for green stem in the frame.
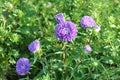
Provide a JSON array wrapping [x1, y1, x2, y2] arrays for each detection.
[[62, 42, 67, 80]]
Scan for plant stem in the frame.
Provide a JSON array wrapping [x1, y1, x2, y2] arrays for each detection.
[[62, 42, 66, 80]]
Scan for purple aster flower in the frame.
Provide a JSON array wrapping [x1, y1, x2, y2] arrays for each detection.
[[55, 21, 78, 41], [95, 25, 101, 32], [80, 16, 97, 28], [28, 40, 40, 53], [55, 13, 65, 23], [16, 58, 30, 75], [84, 45, 92, 53]]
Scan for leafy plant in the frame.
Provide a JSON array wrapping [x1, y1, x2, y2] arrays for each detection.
[[0, 0, 120, 80]]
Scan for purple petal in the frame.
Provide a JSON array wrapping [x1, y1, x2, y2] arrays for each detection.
[[95, 25, 101, 32], [80, 16, 97, 28], [16, 58, 30, 75], [28, 40, 40, 53], [84, 45, 92, 53], [55, 21, 78, 41], [55, 13, 65, 23]]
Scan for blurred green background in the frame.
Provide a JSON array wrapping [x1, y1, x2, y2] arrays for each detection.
[[0, 0, 120, 80]]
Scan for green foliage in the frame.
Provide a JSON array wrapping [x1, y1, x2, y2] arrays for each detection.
[[0, 0, 120, 80]]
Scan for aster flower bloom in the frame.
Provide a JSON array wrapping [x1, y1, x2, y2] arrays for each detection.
[[28, 40, 40, 53], [84, 45, 92, 53], [16, 58, 30, 75], [55, 21, 78, 41], [80, 16, 98, 28], [55, 13, 65, 23], [94, 25, 101, 32]]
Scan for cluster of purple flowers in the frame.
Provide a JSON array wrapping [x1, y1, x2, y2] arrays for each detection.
[[80, 16, 101, 53], [16, 40, 40, 75], [16, 13, 100, 75], [55, 13, 101, 53], [80, 16, 101, 52]]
